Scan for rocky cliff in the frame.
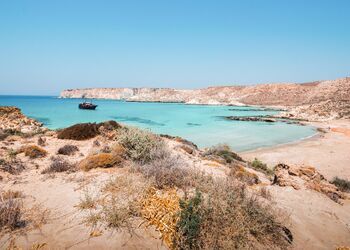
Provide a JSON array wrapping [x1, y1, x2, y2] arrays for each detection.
[[60, 77, 350, 120]]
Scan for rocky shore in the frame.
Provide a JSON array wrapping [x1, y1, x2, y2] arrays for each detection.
[[60, 77, 350, 121]]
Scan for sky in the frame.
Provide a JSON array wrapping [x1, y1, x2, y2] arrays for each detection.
[[0, 0, 349, 95]]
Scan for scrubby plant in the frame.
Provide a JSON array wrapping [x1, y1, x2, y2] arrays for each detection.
[[41, 156, 76, 174], [21, 145, 47, 159], [174, 177, 291, 249], [57, 123, 100, 140], [331, 177, 350, 193], [117, 126, 164, 164], [250, 158, 274, 176], [0, 191, 25, 231], [175, 191, 202, 249], [57, 144, 79, 155], [0, 158, 25, 175], [78, 153, 124, 171], [229, 165, 260, 185], [138, 146, 191, 189], [202, 144, 244, 164]]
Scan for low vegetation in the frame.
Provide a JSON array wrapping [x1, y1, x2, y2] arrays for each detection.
[[41, 156, 76, 174], [78, 153, 123, 171], [229, 165, 260, 185], [0, 190, 25, 231], [250, 158, 274, 176], [331, 177, 350, 193], [57, 144, 79, 155], [202, 144, 244, 164], [20, 145, 47, 159], [0, 158, 25, 175], [57, 123, 100, 140]]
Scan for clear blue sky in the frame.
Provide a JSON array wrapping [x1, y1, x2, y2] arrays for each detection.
[[0, 0, 349, 95]]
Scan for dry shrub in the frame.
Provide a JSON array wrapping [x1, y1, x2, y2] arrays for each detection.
[[20, 145, 47, 159], [37, 136, 46, 146], [57, 123, 100, 140], [57, 144, 79, 155], [250, 158, 274, 176], [229, 165, 260, 186], [138, 146, 191, 189], [41, 156, 76, 174], [141, 188, 180, 248], [79, 175, 150, 230], [202, 144, 244, 164], [77, 190, 98, 210], [78, 153, 124, 171], [117, 126, 164, 164], [331, 177, 350, 193], [0, 158, 25, 175], [1, 190, 24, 200], [0, 191, 25, 231], [174, 178, 291, 249]]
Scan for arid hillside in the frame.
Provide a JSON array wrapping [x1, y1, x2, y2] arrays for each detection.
[[60, 77, 350, 106]]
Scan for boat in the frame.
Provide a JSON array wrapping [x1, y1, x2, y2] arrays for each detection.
[[79, 101, 98, 110]]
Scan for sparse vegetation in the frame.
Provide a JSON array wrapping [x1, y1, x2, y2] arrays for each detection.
[[0, 190, 25, 231], [117, 126, 164, 164], [0, 158, 25, 175], [78, 152, 124, 171], [41, 156, 76, 174], [250, 158, 274, 176], [21, 145, 47, 159], [331, 177, 350, 193], [229, 165, 260, 185], [57, 144, 79, 155], [202, 144, 244, 164]]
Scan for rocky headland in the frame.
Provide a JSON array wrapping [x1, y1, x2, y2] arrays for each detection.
[[61, 77, 350, 121]]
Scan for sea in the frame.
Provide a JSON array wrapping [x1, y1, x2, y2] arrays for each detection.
[[0, 95, 316, 152]]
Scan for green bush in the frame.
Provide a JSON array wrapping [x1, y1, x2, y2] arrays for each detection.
[[203, 144, 244, 164]]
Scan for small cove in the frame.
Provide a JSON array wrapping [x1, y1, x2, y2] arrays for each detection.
[[0, 95, 316, 152]]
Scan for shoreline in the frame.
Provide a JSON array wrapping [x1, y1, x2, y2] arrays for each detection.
[[242, 119, 350, 180]]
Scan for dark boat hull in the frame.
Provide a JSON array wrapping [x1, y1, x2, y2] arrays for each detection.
[[79, 104, 98, 110]]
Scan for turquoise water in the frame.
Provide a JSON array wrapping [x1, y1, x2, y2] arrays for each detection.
[[0, 96, 316, 152]]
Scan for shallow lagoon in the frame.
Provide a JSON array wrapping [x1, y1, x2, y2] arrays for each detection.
[[0, 96, 316, 152]]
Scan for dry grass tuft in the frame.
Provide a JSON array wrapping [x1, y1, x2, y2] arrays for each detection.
[[41, 156, 76, 174], [0, 191, 25, 231], [141, 188, 180, 248], [78, 153, 124, 171], [57, 144, 79, 155], [20, 145, 47, 159]]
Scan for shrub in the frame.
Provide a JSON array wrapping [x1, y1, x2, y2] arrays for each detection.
[[250, 158, 274, 176], [229, 165, 260, 185], [0, 158, 25, 175], [174, 177, 291, 249], [21, 145, 47, 159], [331, 177, 350, 193], [175, 191, 202, 249], [202, 144, 244, 164], [41, 156, 76, 174], [57, 144, 79, 155], [37, 136, 46, 146], [0, 192, 24, 231], [78, 153, 123, 171], [117, 126, 164, 164], [57, 123, 100, 140]]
